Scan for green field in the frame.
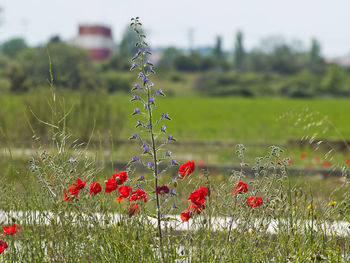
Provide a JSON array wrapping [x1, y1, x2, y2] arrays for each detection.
[[123, 96, 350, 142], [1, 92, 350, 262], [1, 92, 350, 142], [2, 93, 350, 167]]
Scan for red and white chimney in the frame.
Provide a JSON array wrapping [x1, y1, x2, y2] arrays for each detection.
[[72, 24, 114, 61]]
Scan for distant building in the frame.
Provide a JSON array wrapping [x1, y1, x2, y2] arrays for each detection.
[[326, 55, 350, 67], [72, 24, 114, 61]]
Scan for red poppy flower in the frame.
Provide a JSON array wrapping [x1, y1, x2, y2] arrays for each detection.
[[156, 185, 170, 194], [188, 203, 205, 214], [232, 181, 248, 194], [1, 224, 19, 236], [322, 161, 331, 168], [113, 171, 128, 185], [346, 158, 350, 166], [68, 184, 79, 198], [178, 160, 195, 178], [127, 203, 140, 217], [300, 153, 307, 160], [198, 160, 205, 167], [0, 240, 8, 255], [313, 156, 321, 163], [187, 186, 209, 205], [89, 182, 101, 195], [247, 196, 263, 209], [116, 185, 133, 202], [130, 188, 147, 203], [105, 178, 118, 193], [75, 178, 86, 190], [288, 157, 293, 165], [180, 210, 191, 222], [62, 192, 70, 202]]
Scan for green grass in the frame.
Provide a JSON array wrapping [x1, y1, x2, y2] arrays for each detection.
[[1, 144, 349, 262], [123, 96, 350, 142], [2, 93, 350, 169], [1, 92, 350, 143], [1, 90, 350, 261]]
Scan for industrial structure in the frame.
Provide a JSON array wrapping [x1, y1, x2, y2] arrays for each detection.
[[72, 24, 114, 61]]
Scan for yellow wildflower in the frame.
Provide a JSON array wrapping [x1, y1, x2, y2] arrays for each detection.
[[329, 201, 337, 207]]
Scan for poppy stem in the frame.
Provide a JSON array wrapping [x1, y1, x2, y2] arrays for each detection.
[[204, 168, 212, 233], [227, 195, 237, 243]]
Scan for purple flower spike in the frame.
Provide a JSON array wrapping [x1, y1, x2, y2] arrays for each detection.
[[144, 146, 150, 153], [144, 104, 149, 111], [138, 72, 144, 78], [146, 122, 151, 127], [138, 175, 145, 181], [148, 66, 153, 71], [170, 189, 176, 195], [132, 108, 140, 115], [165, 150, 171, 156], [69, 157, 75, 163], [131, 95, 140, 102], [173, 202, 177, 208], [130, 62, 137, 71], [142, 76, 149, 83], [132, 84, 142, 91], [129, 133, 139, 140], [165, 113, 171, 120], [149, 82, 154, 87], [131, 156, 139, 162], [170, 159, 177, 165], [156, 88, 165, 96], [168, 134, 176, 141], [148, 161, 153, 169], [149, 97, 155, 104], [138, 47, 142, 53], [161, 113, 171, 120], [161, 125, 166, 132], [136, 120, 142, 128]]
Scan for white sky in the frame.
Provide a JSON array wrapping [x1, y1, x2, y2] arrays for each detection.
[[1, 0, 350, 57]]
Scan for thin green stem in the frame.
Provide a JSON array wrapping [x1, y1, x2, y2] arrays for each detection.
[[140, 46, 164, 260]]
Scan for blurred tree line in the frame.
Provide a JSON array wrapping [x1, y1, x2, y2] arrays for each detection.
[[0, 25, 350, 97]]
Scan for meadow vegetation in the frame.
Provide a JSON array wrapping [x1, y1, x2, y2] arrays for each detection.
[[0, 18, 349, 262], [1, 93, 350, 142]]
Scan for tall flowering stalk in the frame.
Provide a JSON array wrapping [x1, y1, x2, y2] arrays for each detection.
[[129, 17, 175, 259]]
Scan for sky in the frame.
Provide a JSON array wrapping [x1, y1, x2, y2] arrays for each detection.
[[1, 0, 350, 57]]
